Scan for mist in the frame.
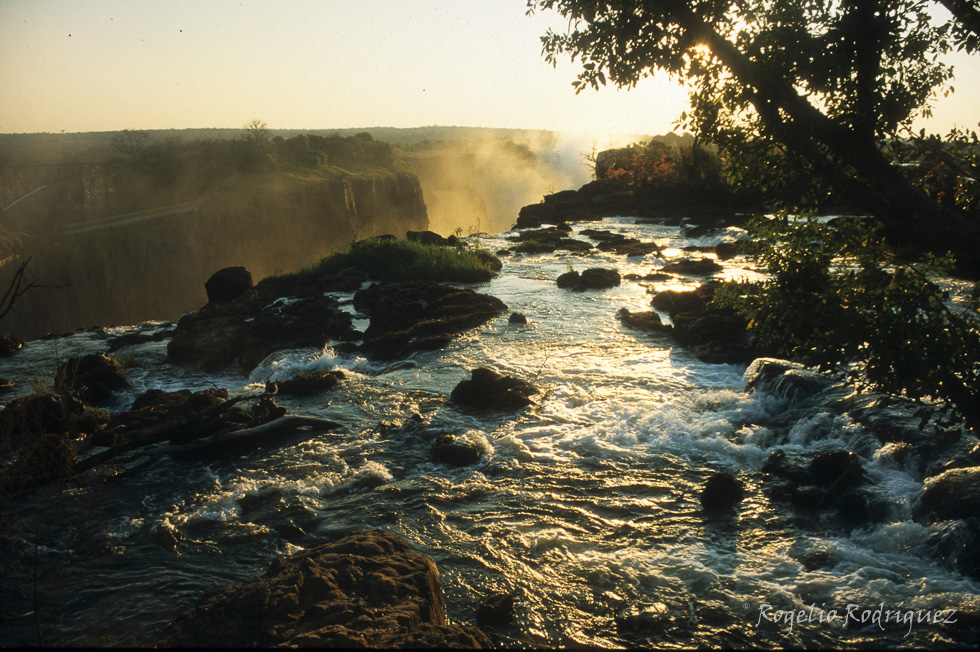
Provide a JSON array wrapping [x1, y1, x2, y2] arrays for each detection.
[[403, 131, 646, 235]]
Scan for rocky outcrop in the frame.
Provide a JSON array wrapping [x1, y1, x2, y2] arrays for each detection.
[[168, 285, 359, 374], [354, 282, 508, 360], [556, 268, 621, 290], [450, 368, 538, 410], [430, 432, 488, 467], [913, 467, 980, 524], [205, 266, 253, 304], [506, 227, 593, 254], [157, 529, 490, 648]]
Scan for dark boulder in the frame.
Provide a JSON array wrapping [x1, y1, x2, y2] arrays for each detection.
[[913, 466, 980, 524], [0, 392, 88, 438], [616, 308, 671, 333], [743, 358, 833, 400], [513, 214, 542, 230], [430, 433, 486, 467], [271, 370, 346, 396], [509, 312, 528, 325], [661, 258, 724, 276], [56, 352, 130, 403], [451, 368, 538, 410], [205, 266, 253, 304], [762, 448, 878, 525], [650, 286, 714, 315], [557, 268, 621, 290], [670, 310, 756, 365], [700, 472, 745, 510], [157, 529, 491, 648], [354, 282, 508, 360]]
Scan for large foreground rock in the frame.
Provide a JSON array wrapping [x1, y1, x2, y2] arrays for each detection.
[[158, 529, 490, 648]]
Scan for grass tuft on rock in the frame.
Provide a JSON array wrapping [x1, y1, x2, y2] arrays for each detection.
[[290, 237, 500, 285]]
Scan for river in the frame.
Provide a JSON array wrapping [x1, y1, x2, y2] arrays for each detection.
[[1, 214, 977, 648]]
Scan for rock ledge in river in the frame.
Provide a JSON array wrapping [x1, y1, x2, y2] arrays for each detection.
[[158, 529, 490, 648]]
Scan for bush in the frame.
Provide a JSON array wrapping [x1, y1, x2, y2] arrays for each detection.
[[288, 238, 500, 285], [713, 215, 980, 431]]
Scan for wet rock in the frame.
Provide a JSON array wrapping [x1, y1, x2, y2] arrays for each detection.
[[924, 518, 980, 581], [743, 358, 833, 400], [912, 466, 980, 524], [616, 308, 671, 333], [715, 241, 741, 260], [90, 388, 230, 448], [56, 352, 130, 403], [700, 472, 744, 510], [476, 591, 516, 627], [556, 268, 621, 290], [650, 285, 716, 315], [625, 272, 674, 283], [0, 334, 24, 356], [430, 433, 484, 467], [762, 448, 877, 524], [507, 227, 593, 254], [354, 282, 508, 360], [275, 520, 307, 543], [107, 327, 174, 351], [169, 290, 359, 374], [670, 310, 756, 365], [508, 312, 528, 325], [271, 370, 346, 396], [0, 392, 87, 438], [158, 529, 490, 648], [205, 266, 253, 304], [661, 258, 723, 276], [451, 368, 538, 410], [407, 230, 451, 246]]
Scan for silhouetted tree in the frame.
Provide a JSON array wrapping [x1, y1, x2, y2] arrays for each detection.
[[530, 0, 980, 274]]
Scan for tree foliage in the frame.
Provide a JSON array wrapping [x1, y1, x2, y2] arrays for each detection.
[[713, 216, 980, 432], [529, 0, 980, 273]]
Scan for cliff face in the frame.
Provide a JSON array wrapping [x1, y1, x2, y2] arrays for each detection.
[[0, 169, 428, 340]]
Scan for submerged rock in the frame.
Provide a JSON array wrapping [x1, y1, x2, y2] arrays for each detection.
[[743, 358, 833, 400], [451, 368, 538, 410], [508, 312, 528, 325], [157, 529, 490, 648]]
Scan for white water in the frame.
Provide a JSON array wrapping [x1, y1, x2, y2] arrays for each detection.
[[1, 216, 977, 648]]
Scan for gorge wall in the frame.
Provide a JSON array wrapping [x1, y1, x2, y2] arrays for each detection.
[[0, 169, 427, 340]]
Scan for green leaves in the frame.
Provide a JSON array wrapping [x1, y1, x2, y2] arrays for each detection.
[[716, 215, 980, 431]]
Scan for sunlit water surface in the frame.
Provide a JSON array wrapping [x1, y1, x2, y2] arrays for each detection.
[[2, 217, 977, 648]]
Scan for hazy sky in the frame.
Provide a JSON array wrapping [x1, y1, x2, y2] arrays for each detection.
[[1, 0, 977, 137]]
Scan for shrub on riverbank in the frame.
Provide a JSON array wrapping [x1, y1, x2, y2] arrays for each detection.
[[713, 215, 980, 432], [287, 237, 501, 285]]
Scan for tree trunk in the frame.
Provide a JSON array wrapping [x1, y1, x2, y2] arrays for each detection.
[[678, 4, 980, 276]]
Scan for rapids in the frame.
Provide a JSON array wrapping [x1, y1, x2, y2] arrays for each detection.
[[1, 216, 977, 648]]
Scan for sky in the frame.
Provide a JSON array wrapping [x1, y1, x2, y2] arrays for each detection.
[[1, 0, 978, 138]]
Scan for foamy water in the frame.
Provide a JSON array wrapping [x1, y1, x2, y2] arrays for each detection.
[[1, 217, 976, 648]]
